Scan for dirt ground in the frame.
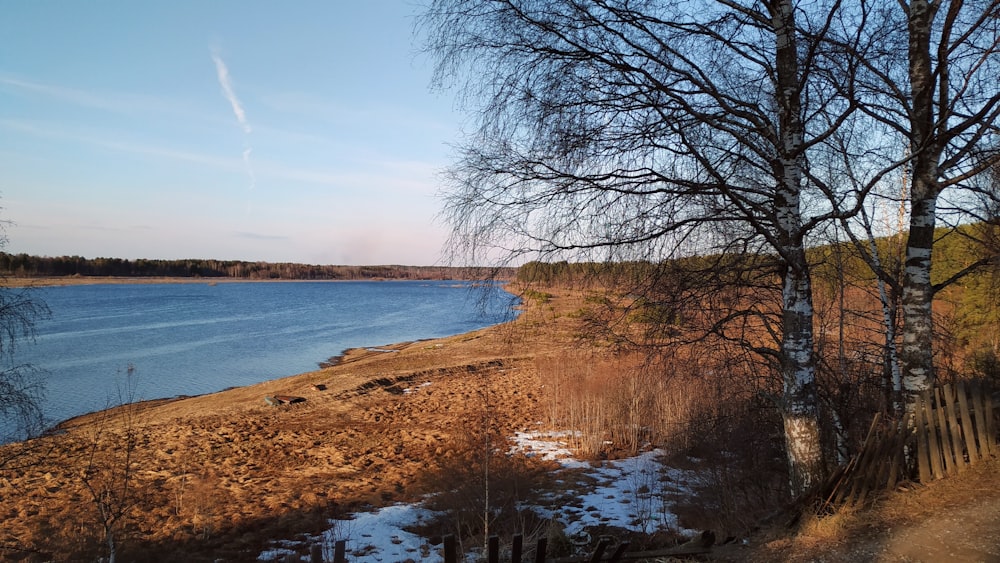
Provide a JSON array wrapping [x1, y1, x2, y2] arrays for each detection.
[[718, 458, 1000, 562], [2, 283, 999, 561]]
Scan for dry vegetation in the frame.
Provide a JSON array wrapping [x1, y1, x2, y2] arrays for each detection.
[[0, 282, 997, 561]]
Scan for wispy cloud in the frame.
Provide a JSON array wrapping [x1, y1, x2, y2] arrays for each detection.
[[0, 118, 242, 169], [210, 49, 251, 134], [2, 117, 437, 197], [211, 48, 255, 189], [0, 74, 200, 119]]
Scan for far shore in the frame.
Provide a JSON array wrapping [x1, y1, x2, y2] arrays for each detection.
[[2, 276, 482, 288]]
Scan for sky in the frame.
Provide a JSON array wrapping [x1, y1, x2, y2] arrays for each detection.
[[0, 1, 465, 265]]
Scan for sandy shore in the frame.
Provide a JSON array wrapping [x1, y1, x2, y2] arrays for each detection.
[[0, 283, 585, 561]]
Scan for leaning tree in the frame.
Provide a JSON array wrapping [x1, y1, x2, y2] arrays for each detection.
[[421, 0, 879, 496]]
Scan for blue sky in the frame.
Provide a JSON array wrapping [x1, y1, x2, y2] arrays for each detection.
[[0, 1, 463, 265]]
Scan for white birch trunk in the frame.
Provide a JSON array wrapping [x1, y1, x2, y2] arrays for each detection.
[[900, 0, 939, 410], [901, 195, 937, 407], [772, 0, 824, 497]]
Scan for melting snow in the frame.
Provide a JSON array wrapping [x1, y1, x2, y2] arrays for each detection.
[[259, 431, 702, 561]]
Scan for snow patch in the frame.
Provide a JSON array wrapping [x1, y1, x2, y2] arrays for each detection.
[[260, 433, 703, 561]]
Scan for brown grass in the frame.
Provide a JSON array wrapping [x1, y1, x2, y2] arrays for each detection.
[[1, 281, 994, 562]]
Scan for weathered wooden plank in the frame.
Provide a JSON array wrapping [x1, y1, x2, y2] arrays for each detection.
[[858, 421, 902, 505], [957, 381, 981, 464], [914, 397, 932, 483], [534, 537, 548, 563], [830, 420, 867, 507], [986, 384, 997, 454], [841, 415, 881, 506], [865, 435, 891, 500], [922, 390, 944, 480], [847, 450, 878, 506], [934, 387, 955, 475], [489, 535, 500, 563], [886, 421, 905, 489], [608, 541, 630, 563], [971, 380, 991, 458], [879, 422, 908, 489], [822, 458, 854, 511], [511, 534, 523, 563], [444, 535, 458, 563], [589, 538, 611, 563], [943, 383, 967, 472]]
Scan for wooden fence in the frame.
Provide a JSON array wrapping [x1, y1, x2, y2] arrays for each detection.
[[822, 379, 998, 511], [912, 380, 995, 483], [284, 532, 717, 563]]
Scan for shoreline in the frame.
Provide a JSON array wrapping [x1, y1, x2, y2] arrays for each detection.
[[0, 282, 575, 560], [39, 339, 421, 437], [2, 276, 481, 288], [13, 280, 521, 439]]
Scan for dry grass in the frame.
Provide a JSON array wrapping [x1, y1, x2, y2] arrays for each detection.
[[2, 280, 993, 561], [536, 351, 719, 458]]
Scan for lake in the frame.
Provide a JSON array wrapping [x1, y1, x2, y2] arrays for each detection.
[[6, 281, 517, 436]]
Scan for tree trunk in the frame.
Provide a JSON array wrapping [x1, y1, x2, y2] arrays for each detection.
[[773, 0, 824, 496], [781, 257, 824, 496], [106, 526, 116, 563], [901, 194, 937, 407], [900, 0, 939, 409]]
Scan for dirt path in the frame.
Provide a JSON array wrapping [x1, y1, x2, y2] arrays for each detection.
[[726, 460, 1000, 562], [877, 494, 1000, 562]]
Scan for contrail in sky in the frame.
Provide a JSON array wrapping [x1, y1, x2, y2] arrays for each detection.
[[212, 48, 255, 189], [211, 50, 251, 133]]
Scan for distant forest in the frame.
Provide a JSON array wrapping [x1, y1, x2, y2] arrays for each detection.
[[0, 253, 515, 281]]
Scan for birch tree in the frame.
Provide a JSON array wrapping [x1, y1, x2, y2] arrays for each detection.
[[832, 0, 1000, 408], [898, 0, 1000, 404], [422, 0, 868, 496]]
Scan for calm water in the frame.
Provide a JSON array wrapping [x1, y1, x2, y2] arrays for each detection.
[[8, 281, 516, 433]]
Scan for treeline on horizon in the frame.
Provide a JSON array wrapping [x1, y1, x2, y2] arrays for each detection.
[[0, 253, 516, 282], [516, 223, 998, 289], [3, 223, 995, 288]]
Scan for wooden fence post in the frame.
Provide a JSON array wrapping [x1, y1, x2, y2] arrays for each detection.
[[957, 381, 981, 464], [971, 380, 992, 457], [511, 534, 523, 563], [922, 390, 944, 479], [913, 400, 932, 484], [933, 387, 955, 476], [488, 536, 500, 563], [444, 535, 458, 563], [943, 384, 967, 473], [534, 537, 547, 563]]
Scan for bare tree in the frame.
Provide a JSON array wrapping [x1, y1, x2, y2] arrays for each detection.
[[832, 0, 1000, 407], [421, 0, 876, 496], [0, 221, 49, 454], [80, 365, 143, 563]]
